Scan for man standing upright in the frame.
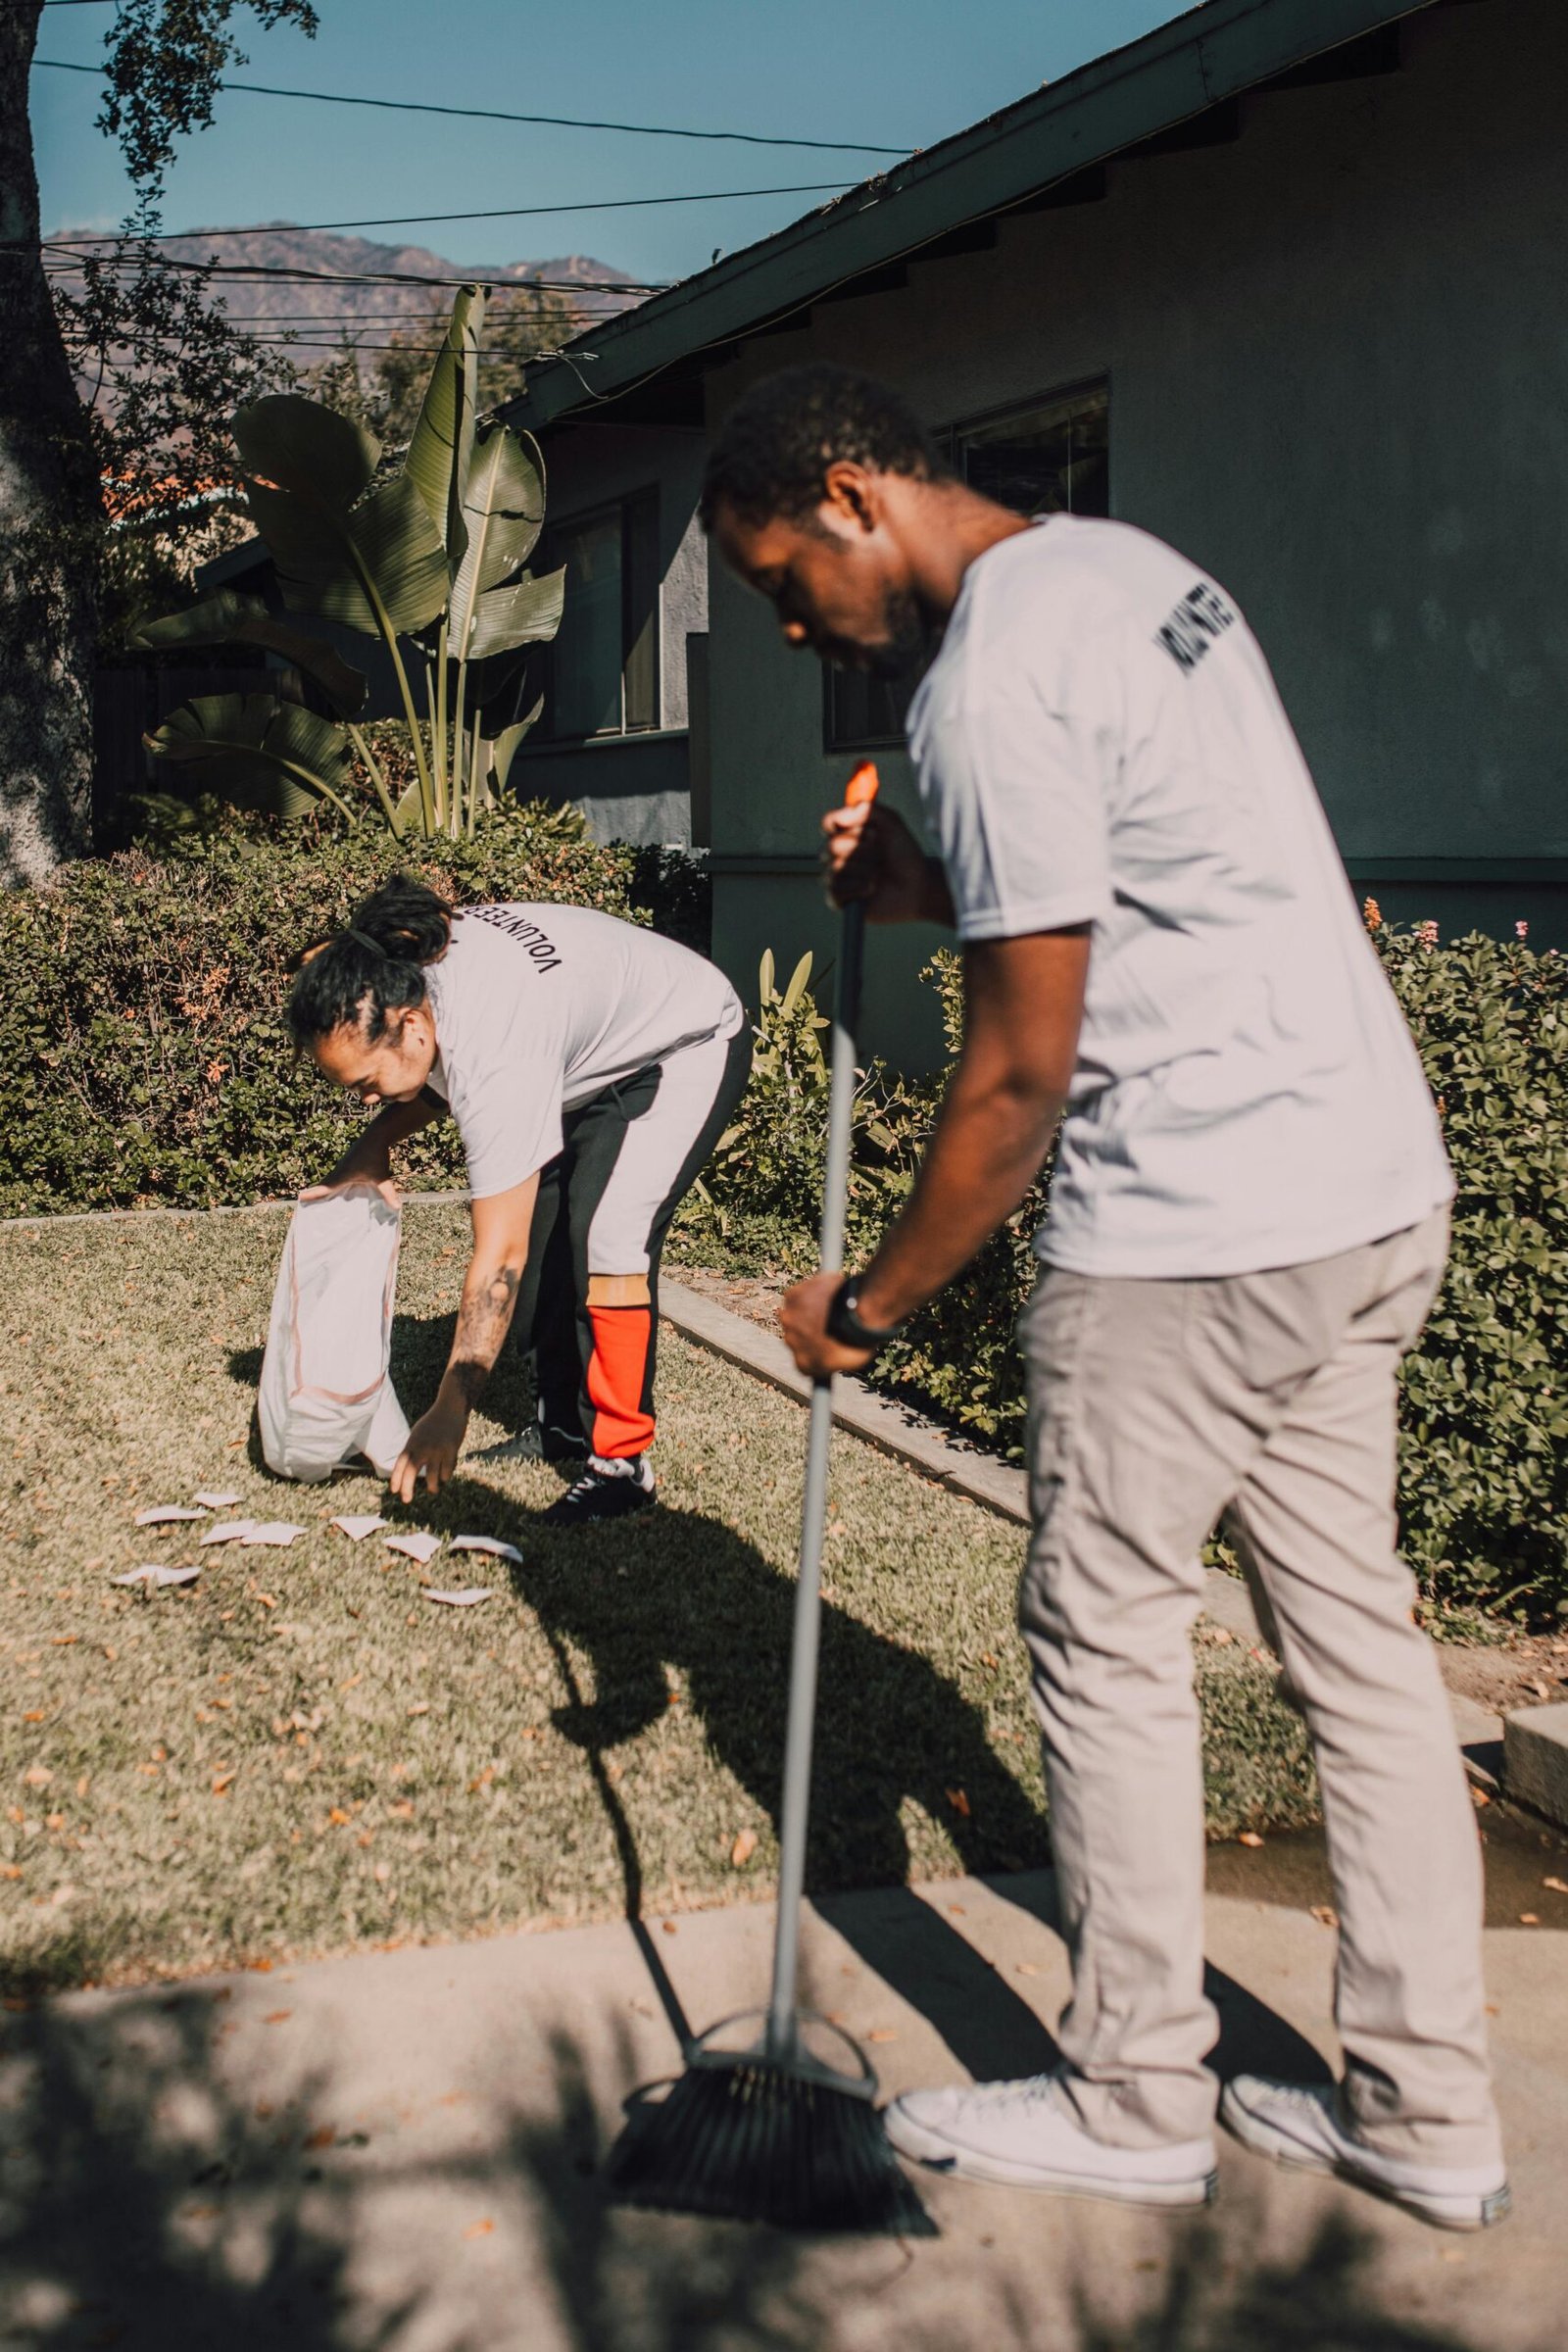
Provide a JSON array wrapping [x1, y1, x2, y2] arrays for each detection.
[[702, 363, 1507, 2230]]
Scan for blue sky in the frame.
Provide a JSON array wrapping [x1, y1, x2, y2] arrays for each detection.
[[33, 0, 1199, 280]]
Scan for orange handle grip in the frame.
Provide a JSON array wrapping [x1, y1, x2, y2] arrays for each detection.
[[844, 760, 881, 809]]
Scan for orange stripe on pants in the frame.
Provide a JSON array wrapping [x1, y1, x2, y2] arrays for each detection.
[[585, 1303, 656, 1458]]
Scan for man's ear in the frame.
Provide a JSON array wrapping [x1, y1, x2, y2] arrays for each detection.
[[820, 460, 881, 536]]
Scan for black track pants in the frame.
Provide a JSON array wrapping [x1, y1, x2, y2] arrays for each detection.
[[514, 1024, 750, 1459]]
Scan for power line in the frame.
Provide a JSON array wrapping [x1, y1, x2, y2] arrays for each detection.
[[33, 55, 907, 154], [21, 181, 853, 241], [39, 245, 670, 291]]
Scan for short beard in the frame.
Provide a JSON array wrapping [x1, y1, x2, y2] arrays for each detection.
[[862, 583, 932, 680]]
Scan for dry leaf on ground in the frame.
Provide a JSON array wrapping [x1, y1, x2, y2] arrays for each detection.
[[730, 1828, 758, 1868]]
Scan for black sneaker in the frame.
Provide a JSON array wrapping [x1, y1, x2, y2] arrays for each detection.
[[541, 1455, 657, 1526]]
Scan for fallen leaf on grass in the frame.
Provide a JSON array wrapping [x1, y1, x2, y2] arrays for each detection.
[[451, 1535, 522, 1564], [386, 1533, 442, 1565], [945, 1788, 971, 1818], [23, 1766, 51, 1788], [332, 1515, 389, 1543], [112, 1564, 200, 1588], [255, 1592, 277, 1609], [134, 1504, 208, 1526], [1520, 1913, 1541, 1927], [211, 1771, 236, 1796], [422, 1588, 495, 1609], [730, 1828, 758, 1868], [22, 1711, 44, 1725], [193, 1491, 243, 1510], [242, 1524, 304, 1548], [406, 1701, 430, 1718], [202, 1521, 257, 1545], [1238, 1831, 1264, 1848]]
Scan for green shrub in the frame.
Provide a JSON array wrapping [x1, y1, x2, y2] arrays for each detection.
[[681, 924, 1568, 1623], [0, 799, 643, 1214]]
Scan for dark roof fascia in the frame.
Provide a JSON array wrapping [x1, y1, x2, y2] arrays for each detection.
[[507, 0, 1435, 432]]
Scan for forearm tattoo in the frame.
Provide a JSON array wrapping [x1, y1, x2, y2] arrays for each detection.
[[447, 1263, 521, 1407]]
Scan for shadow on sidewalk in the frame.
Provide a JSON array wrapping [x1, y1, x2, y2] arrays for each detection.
[[0, 1952, 1526, 2352]]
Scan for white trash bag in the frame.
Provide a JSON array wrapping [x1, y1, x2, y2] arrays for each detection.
[[259, 1187, 410, 1483]]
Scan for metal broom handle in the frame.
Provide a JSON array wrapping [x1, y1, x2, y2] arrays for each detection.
[[766, 762, 879, 2056]]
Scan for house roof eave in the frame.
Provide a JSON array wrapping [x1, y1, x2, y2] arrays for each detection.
[[504, 0, 1435, 432]]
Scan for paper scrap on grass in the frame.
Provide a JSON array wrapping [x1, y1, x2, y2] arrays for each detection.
[[386, 1532, 442, 1565], [451, 1535, 522, 1564], [422, 1587, 495, 1608], [193, 1489, 243, 1509], [112, 1564, 201, 1588], [241, 1523, 304, 1548], [134, 1504, 208, 1526], [202, 1520, 257, 1545], [331, 1514, 389, 1543]]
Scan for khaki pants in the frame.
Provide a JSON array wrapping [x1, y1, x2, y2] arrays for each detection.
[[1018, 1210, 1501, 2164]]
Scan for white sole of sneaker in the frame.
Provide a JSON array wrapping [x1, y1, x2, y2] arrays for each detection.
[[1218, 2087, 1511, 2232], [885, 2105, 1218, 2209]]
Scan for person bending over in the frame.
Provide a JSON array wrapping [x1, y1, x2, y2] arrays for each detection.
[[703, 361, 1506, 2231], [289, 876, 748, 1527]]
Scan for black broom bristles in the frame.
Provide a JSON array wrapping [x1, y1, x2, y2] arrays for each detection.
[[607, 2055, 937, 2236]]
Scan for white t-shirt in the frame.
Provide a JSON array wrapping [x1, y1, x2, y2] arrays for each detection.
[[906, 516, 1452, 1278], [420, 904, 744, 1200]]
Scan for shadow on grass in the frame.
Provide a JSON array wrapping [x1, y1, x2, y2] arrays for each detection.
[[0, 1945, 1518, 2352]]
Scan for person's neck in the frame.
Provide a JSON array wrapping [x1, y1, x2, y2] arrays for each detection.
[[894, 481, 1034, 624]]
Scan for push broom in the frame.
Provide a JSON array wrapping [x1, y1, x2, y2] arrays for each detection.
[[607, 761, 935, 2237]]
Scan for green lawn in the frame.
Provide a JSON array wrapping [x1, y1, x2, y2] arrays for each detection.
[[1, 1204, 1316, 1993]]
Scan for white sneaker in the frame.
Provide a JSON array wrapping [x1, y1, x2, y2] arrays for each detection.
[[1220, 2077, 1510, 2231], [885, 2075, 1218, 2209]]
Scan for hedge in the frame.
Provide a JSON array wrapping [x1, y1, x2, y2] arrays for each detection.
[[685, 926, 1568, 1624], [0, 800, 645, 1214]]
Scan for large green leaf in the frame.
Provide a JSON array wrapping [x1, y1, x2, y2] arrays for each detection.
[[128, 590, 368, 717], [246, 470, 451, 638], [463, 564, 565, 662], [449, 418, 545, 622], [487, 696, 545, 795], [232, 395, 379, 511], [405, 285, 485, 564], [144, 694, 352, 821]]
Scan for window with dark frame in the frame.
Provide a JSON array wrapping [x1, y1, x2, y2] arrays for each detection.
[[538, 491, 661, 740], [823, 378, 1111, 753]]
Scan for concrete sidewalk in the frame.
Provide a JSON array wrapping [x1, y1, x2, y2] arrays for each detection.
[[3, 1835, 1563, 2352]]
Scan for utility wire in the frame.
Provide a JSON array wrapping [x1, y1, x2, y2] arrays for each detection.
[[22, 181, 853, 240], [38, 245, 670, 290], [32, 54, 908, 154]]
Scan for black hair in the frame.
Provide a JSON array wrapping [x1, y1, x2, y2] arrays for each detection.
[[287, 874, 453, 1048], [698, 362, 952, 530]]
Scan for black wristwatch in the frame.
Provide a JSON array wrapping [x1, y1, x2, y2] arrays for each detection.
[[825, 1276, 905, 1355]]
